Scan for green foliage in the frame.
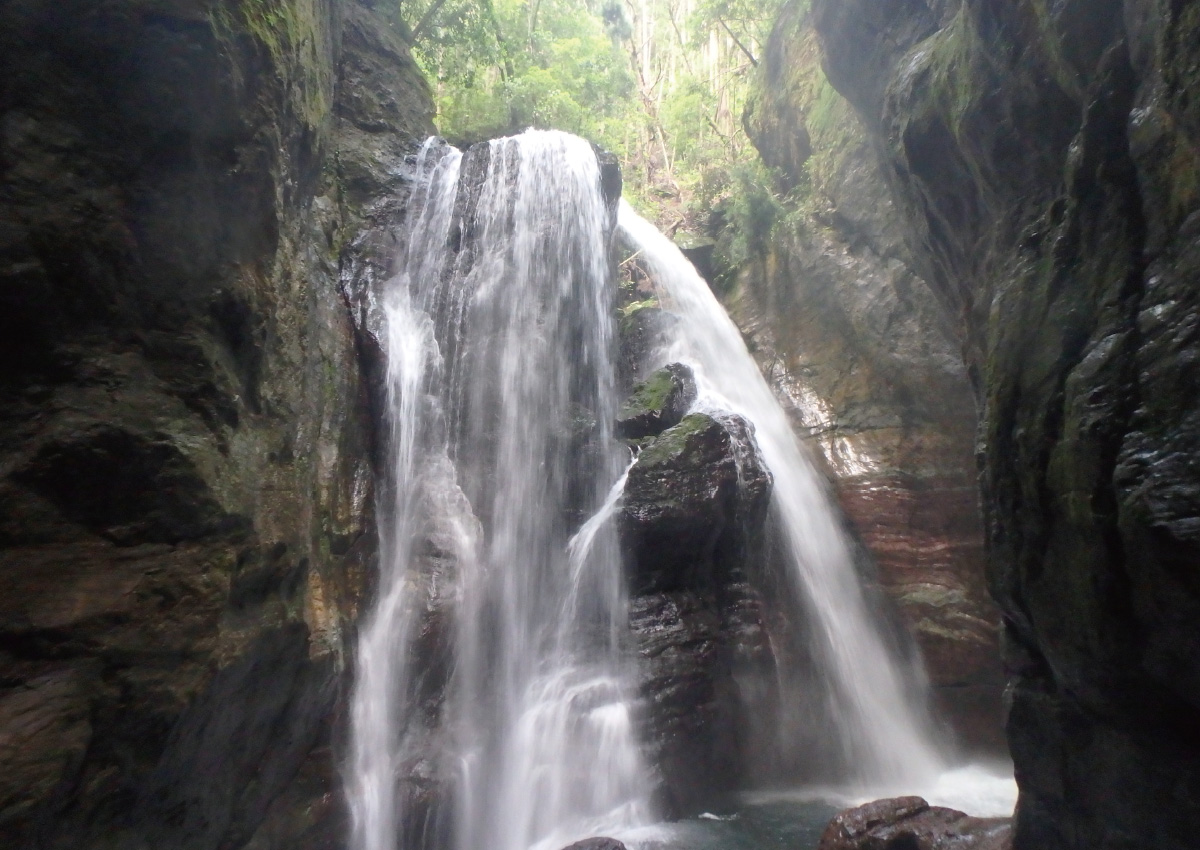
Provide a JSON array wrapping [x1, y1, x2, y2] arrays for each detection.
[[710, 160, 782, 287], [408, 0, 635, 144], [620, 297, 660, 317], [397, 0, 794, 237], [688, 0, 782, 56]]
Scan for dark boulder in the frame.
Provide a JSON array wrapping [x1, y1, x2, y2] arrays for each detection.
[[621, 413, 750, 593], [618, 410, 776, 815], [616, 363, 697, 439], [818, 797, 1012, 850], [559, 838, 628, 850], [627, 590, 739, 815]]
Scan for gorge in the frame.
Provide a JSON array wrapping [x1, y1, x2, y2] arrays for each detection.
[[1, 1, 1198, 850]]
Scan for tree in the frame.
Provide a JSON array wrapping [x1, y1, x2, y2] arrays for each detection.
[[397, 0, 787, 230]]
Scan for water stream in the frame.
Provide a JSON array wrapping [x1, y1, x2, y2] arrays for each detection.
[[617, 201, 944, 794], [615, 201, 1017, 819], [347, 131, 1013, 850], [348, 131, 652, 850]]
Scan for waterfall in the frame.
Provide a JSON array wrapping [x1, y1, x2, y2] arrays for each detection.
[[617, 201, 946, 793], [348, 132, 652, 850]]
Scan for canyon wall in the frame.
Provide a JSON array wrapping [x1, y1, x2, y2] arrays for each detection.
[[736, 1, 1004, 753], [811, 0, 1200, 846], [0, 1, 433, 848]]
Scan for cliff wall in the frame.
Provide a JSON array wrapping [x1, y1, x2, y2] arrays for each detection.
[[811, 0, 1200, 845], [737, 1, 1004, 752], [0, 2, 433, 848]]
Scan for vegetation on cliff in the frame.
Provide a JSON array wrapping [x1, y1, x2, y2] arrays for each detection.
[[392, 0, 798, 226]]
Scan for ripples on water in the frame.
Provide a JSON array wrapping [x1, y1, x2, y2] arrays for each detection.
[[616, 763, 1017, 850]]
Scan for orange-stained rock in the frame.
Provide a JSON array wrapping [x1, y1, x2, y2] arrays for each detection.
[[735, 20, 1005, 753]]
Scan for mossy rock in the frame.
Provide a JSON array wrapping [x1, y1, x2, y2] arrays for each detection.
[[632, 413, 720, 470], [618, 413, 738, 594], [616, 363, 697, 439]]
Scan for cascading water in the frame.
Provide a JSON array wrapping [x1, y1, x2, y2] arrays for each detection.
[[348, 132, 652, 850], [616, 200, 947, 795]]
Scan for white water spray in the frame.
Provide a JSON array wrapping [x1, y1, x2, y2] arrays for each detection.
[[348, 133, 652, 850], [617, 200, 946, 794]]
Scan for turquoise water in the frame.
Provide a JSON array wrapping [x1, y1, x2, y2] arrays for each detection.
[[613, 764, 1019, 850], [619, 799, 841, 850]]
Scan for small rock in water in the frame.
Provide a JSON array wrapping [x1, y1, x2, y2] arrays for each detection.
[[817, 796, 1012, 850], [558, 838, 628, 850]]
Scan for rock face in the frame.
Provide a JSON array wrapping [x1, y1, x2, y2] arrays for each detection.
[[811, 0, 1200, 846], [0, 2, 433, 848], [616, 374, 778, 815], [818, 797, 1012, 850], [738, 0, 1003, 752]]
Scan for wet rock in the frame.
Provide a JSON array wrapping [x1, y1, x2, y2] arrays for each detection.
[[616, 363, 697, 439], [817, 796, 1012, 850], [617, 307, 679, 394], [136, 624, 337, 850], [737, 1, 1002, 754], [836, 474, 1003, 752], [559, 837, 628, 850], [621, 414, 744, 593], [0, 0, 433, 847], [677, 236, 717, 285], [812, 0, 1200, 845], [619, 411, 775, 814], [0, 667, 95, 828], [14, 424, 237, 545], [628, 590, 740, 815]]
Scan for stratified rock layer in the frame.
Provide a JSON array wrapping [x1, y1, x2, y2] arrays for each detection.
[[0, 1, 434, 848], [812, 0, 1200, 846]]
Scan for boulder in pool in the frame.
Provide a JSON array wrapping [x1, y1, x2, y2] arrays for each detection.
[[557, 838, 628, 850], [817, 796, 1012, 850]]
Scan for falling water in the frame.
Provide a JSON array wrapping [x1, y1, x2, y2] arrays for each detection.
[[617, 200, 946, 794], [348, 132, 652, 850]]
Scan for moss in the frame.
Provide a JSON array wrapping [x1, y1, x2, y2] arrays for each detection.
[[1029, 0, 1089, 98], [636, 414, 716, 467], [620, 297, 659, 318], [742, 4, 865, 230], [804, 79, 867, 203], [913, 2, 1079, 147], [621, 369, 677, 419], [210, 0, 333, 129], [917, 8, 984, 137]]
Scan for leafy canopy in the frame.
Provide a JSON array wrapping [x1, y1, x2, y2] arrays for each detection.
[[398, 0, 786, 229]]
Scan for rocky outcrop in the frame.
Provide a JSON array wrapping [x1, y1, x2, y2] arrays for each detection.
[[615, 363, 696, 439], [738, 0, 1003, 753], [812, 0, 1200, 846], [616, 372, 778, 815], [818, 797, 1011, 850], [0, 2, 433, 848]]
